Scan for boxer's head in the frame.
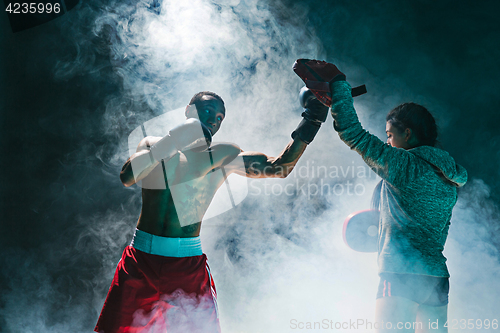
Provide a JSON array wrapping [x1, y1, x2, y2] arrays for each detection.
[[186, 91, 225, 135], [385, 102, 438, 149]]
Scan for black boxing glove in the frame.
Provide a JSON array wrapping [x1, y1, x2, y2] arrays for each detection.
[[291, 87, 329, 144]]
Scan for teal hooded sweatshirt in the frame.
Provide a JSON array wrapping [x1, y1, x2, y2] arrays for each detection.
[[330, 81, 468, 277]]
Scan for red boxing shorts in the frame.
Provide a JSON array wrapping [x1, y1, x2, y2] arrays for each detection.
[[95, 230, 220, 333]]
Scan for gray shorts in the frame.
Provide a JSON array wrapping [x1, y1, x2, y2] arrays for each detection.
[[376, 273, 449, 307]]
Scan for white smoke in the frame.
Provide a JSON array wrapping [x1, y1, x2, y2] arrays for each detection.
[[1, 0, 499, 332]]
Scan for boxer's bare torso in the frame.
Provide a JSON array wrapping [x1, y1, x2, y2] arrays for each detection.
[[119, 95, 307, 238], [125, 139, 241, 237]]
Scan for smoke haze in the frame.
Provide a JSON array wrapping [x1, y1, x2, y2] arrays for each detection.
[[1, 0, 499, 332]]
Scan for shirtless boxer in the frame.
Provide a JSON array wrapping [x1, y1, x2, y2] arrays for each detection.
[[95, 90, 328, 333]]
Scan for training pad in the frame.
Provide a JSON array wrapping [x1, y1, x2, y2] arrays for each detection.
[[293, 58, 367, 106], [342, 209, 380, 253]]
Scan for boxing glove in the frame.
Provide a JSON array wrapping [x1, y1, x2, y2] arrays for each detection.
[[291, 87, 329, 144], [150, 118, 212, 161]]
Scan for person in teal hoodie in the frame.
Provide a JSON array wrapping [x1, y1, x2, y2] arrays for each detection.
[[296, 60, 467, 332]]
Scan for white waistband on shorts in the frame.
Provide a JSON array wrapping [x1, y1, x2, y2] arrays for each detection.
[[130, 229, 203, 257]]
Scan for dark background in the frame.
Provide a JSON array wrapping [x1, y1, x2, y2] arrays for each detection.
[[1, 0, 499, 331]]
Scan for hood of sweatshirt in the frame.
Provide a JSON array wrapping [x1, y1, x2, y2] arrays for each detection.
[[409, 146, 468, 187]]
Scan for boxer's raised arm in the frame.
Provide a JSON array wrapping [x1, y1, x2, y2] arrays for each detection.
[[218, 89, 327, 179], [237, 89, 328, 178], [244, 138, 308, 178]]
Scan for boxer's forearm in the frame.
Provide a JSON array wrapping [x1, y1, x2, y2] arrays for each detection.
[[270, 137, 307, 176], [242, 137, 307, 178]]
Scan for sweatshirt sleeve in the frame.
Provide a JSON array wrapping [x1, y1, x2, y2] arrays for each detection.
[[329, 80, 417, 187]]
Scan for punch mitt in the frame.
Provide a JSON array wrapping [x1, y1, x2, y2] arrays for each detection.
[[293, 59, 367, 107]]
